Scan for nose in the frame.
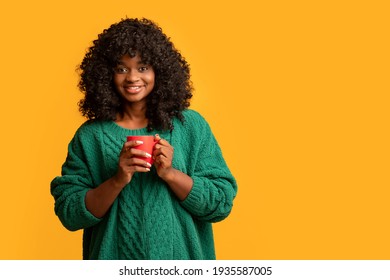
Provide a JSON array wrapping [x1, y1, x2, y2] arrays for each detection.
[[125, 70, 140, 82]]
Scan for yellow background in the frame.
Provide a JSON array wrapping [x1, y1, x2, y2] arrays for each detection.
[[0, 0, 389, 259]]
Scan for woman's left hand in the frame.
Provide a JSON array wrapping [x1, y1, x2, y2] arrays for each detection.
[[153, 134, 175, 180]]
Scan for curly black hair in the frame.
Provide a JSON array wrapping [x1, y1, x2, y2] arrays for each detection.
[[78, 18, 193, 131]]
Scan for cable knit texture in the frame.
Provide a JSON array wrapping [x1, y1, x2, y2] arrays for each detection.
[[51, 109, 237, 260]]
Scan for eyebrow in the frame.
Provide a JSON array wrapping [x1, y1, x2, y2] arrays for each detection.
[[117, 61, 150, 68]]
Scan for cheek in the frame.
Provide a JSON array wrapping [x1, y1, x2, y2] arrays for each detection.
[[147, 71, 155, 84], [146, 73, 155, 87], [113, 76, 123, 90]]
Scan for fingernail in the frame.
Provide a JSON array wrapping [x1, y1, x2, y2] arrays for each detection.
[[145, 168, 150, 171], [136, 141, 143, 144], [145, 152, 152, 158], [146, 162, 152, 167]]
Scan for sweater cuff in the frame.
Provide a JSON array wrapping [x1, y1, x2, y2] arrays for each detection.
[[79, 189, 102, 225], [180, 176, 204, 212]]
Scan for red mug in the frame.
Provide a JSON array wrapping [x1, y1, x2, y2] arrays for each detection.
[[126, 135, 158, 164]]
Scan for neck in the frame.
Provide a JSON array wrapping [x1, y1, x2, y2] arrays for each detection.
[[116, 103, 148, 129]]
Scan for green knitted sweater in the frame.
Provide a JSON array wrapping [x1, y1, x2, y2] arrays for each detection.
[[51, 110, 237, 260]]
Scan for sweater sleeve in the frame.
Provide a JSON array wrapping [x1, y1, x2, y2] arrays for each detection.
[[50, 128, 101, 231], [180, 112, 238, 222]]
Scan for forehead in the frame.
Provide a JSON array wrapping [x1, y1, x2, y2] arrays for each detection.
[[117, 53, 144, 65]]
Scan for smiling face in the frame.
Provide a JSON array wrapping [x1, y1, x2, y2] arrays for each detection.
[[113, 53, 155, 107]]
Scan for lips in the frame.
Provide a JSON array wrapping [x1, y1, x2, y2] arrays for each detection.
[[124, 85, 144, 94]]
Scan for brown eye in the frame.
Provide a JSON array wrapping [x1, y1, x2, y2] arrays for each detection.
[[138, 66, 148, 72], [114, 66, 129, 74]]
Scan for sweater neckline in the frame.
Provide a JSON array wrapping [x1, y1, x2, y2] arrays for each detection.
[[104, 120, 173, 140], [106, 121, 151, 136]]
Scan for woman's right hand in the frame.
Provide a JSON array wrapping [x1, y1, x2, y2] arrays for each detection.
[[85, 140, 151, 218], [113, 140, 152, 187]]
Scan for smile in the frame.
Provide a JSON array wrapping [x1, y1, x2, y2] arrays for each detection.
[[125, 85, 144, 94]]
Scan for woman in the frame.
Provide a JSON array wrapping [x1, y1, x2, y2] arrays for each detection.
[[51, 18, 237, 260]]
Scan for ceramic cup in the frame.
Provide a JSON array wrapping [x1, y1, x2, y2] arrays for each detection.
[[126, 135, 158, 164]]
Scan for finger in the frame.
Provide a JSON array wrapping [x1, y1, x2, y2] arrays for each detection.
[[123, 152, 152, 162], [153, 144, 174, 158], [154, 134, 173, 148], [124, 140, 143, 149], [121, 140, 143, 155], [154, 142, 173, 155], [128, 165, 151, 173], [153, 148, 171, 165], [154, 154, 171, 168], [120, 161, 151, 174], [155, 139, 172, 148], [153, 146, 165, 158], [122, 157, 152, 168], [128, 148, 152, 159], [154, 154, 163, 165], [154, 134, 161, 141]]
